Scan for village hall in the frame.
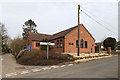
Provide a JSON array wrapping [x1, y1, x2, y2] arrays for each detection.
[[26, 24, 95, 53]]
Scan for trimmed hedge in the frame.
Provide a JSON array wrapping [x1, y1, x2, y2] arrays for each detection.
[[17, 49, 75, 66]]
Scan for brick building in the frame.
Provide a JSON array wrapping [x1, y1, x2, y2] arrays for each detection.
[[26, 24, 95, 53]]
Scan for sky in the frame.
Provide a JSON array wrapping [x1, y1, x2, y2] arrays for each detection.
[[0, 0, 119, 42], [119, 1, 120, 41]]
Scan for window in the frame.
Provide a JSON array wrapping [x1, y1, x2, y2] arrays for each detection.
[[69, 42, 71, 45], [57, 40, 59, 48], [36, 43, 40, 47], [69, 42, 73, 45], [72, 43, 73, 45], [76, 40, 78, 48], [81, 39, 83, 48], [85, 41, 87, 48], [60, 40, 63, 48]]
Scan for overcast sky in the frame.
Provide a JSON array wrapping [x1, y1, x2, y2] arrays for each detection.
[[0, 0, 119, 42]]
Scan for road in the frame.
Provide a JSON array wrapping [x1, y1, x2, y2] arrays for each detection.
[[0, 55, 2, 79], [14, 56, 118, 78], [2, 54, 26, 77]]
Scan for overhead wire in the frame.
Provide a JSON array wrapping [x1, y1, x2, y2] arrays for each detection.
[[80, 5, 115, 29], [81, 9, 119, 37]]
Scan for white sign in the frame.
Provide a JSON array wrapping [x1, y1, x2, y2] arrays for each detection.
[[40, 42, 55, 46]]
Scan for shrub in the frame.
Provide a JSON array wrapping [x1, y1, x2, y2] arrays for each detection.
[[17, 49, 75, 66], [111, 50, 117, 54]]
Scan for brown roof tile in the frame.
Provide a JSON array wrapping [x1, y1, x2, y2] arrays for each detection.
[[49, 25, 78, 40], [28, 32, 52, 41]]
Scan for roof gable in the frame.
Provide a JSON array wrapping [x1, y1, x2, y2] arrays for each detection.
[[65, 24, 95, 41], [81, 24, 95, 41]]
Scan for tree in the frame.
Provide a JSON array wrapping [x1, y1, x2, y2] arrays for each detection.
[[0, 32, 2, 54], [42, 38, 49, 42], [103, 37, 116, 50], [0, 22, 7, 36], [10, 37, 25, 56], [22, 19, 37, 39], [0, 22, 9, 53]]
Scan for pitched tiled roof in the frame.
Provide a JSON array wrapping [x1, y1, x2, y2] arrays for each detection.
[[28, 24, 95, 41], [28, 32, 52, 41], [49, 25, 78, 40], [28, 25, 78, 41]]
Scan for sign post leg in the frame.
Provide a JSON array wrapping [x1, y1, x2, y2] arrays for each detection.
[[47, 45, 49, 59]]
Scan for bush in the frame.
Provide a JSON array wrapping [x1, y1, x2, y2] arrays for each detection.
[[17, 49, 75, 66], [111, 50, 117, 54]]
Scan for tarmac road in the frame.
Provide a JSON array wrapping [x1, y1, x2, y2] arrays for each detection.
[[14, 56, 118, 78]]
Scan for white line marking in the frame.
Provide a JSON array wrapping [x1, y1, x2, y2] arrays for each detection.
[[32, 68, 42, 72], [42, 67, 50, 70], [5, 72, 17, 77], [68, 64, 73, 66], [60, 65, 66, 67], [51, 66, 59, 68], [21, 70, 29, 74], [46, 67, 51, 69], [0, 75, 1, 78]]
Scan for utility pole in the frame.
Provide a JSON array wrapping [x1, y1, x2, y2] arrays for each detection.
[[77, 4, 80, 56]]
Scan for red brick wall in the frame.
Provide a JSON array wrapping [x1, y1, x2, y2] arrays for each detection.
[[64, 25, 95, 53], [50, 37, 64, 53], [26, 36, 41, 50], [32, 41, 41, 50]]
